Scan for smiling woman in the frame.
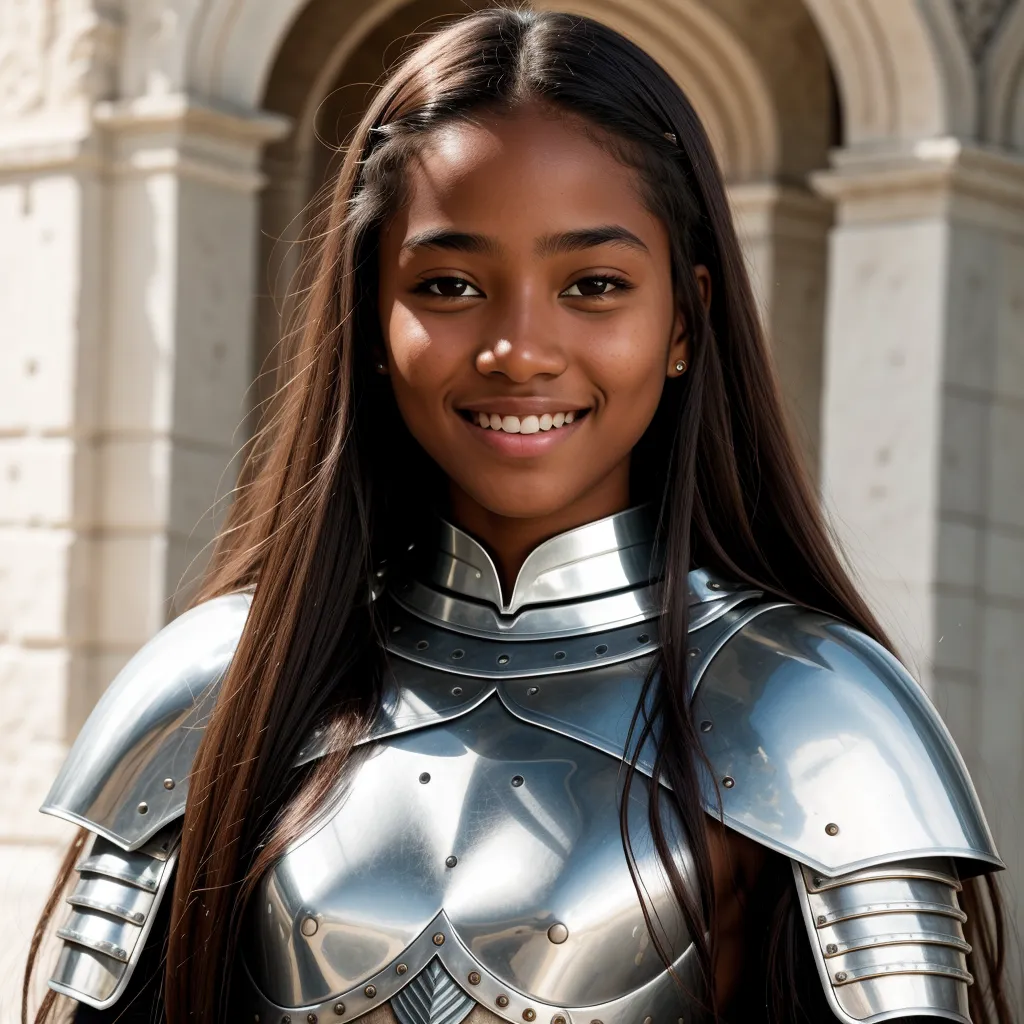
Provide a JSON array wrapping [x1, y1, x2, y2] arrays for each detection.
[[24, 9, 1010, 1024]]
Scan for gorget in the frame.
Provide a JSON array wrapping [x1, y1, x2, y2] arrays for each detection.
[[241, 507, 756, 1024]]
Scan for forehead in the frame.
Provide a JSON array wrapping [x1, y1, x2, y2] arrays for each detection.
[[391, 108, 665, 248]]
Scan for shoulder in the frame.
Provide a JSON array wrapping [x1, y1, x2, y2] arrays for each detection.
[[692, 600, 1001, 876], [41, 591, 253, 851]]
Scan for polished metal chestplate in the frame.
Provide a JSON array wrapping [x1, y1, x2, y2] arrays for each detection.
[[245, 696, 698, 1024]]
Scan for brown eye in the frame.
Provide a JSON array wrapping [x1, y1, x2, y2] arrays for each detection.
[[419, 277, 483, 298], [561, 276, 629, 298]]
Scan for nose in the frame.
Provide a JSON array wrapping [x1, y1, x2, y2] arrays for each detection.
[[475, 291, 567, 383]]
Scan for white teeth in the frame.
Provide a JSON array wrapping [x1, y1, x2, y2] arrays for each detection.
[[471, 410, 581, 433]]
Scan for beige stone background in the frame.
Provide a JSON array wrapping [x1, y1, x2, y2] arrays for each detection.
[[2, 0, 1024, 1019]]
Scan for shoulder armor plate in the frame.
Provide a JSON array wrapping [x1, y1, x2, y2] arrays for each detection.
[[41, 592, 252, 851], [693, 603, 1001, 876]]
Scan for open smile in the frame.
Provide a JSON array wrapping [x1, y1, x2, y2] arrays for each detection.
[[459, 408, 589, 434], [455, 405, 591, 456]]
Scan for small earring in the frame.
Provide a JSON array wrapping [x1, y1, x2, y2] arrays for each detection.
[[375, 361, 386, 372], [675, 360, 687, 374]]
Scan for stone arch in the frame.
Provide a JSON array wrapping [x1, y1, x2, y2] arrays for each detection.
[[985, 0, 1024, 151], [800, 0, 976, 145]]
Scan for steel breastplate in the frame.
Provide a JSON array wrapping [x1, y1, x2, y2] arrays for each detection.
[[240, 510, 755, 1024]]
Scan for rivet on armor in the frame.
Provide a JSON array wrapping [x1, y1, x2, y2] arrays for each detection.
[[137, 802, 149, 814], [365, 986, 377, 998], [396, 964, 408, 975], [687, 648, 699, 658], [391, 625, 402, 634], [433, 933, 445, 946], [552, 1017, 567, 1024], [722, 777, 735, 789], [547, 923, 569, 944], [553, 651, 566, 660], [163, 778, 175, 790], [527, 686, 539, 696], [643, 1017, 653, 1024], [452, 686, 464, 695], [835, 972, 848, 983], [594, 644, 608, 655], [451, 653, 465, 663], [255, 1015, 260, 1023], [816, 915, 827, 926], [416, 640, 429, 651], [497, 654, 510, 665], [699, 721, 713, 733], [826, 943, 838, 955], [511, 775, 524, 788], [496, 996, 510, 1008], [446, 855, 458, 868], [523, 1011, 536, 1021], [708, 581, 722, 590], [301, 917, 319, 937], [419, 772, 431, 784], [637, 633, 649, 644], [825, 823, 840, 836], [282, 1017, 291, 1024], [307, 1015, 318, 1024], [468, 972, 481, 986], [814, 877, 825, 887], [334, 1003, 346, 1016]]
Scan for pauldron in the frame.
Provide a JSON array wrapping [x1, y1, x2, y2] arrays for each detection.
[[41, 509, 1001, 1024]]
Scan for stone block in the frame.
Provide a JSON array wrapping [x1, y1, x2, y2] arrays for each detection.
[[987, 400, 1024, 533], [939, 388, 989, 520], [942, 224, 998, 394], [93, 532, 170, 648], [935, 517, 980, 591], [99, 436, 172, 529], [0, 437, 92, 528], [983, 529, 1024, 605], [0, 528, 75, 644], [933, 589, 980, 675], [994, 237, 1024, 403]]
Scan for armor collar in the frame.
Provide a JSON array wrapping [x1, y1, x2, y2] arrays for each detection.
[[390, 506, 754, 641]]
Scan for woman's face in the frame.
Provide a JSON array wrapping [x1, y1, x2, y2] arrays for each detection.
[[378, 106, 697, 527]]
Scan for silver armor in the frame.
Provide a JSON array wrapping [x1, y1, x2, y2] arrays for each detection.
[[41, 508, 1002, 1023]]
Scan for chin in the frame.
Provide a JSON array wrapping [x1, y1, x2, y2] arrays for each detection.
[[457, 480, 587, 521]]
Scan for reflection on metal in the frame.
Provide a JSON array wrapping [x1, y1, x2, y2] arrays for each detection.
[[243, 699, 699, 1023], [793, 859, 974, 1023], [48, 829, 178, 1009], [40, 592, 252, 850], [692, 604, 1001, 876], [390, 959, 475, 1024]]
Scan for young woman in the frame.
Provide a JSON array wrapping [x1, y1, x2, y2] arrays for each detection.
[[26, 9, 1011, 1024]]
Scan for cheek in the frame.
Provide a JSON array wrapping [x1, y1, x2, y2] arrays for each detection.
[[385, 303, 436, 380], [584, 312, 669, 412]]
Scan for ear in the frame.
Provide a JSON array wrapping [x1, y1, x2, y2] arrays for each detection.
[[667, 265, 711, 378]]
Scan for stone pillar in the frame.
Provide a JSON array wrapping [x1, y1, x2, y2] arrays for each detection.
[[0, 91, 286, 1006], [814, 139, 1024, 954], [729, 183, 833, 468]]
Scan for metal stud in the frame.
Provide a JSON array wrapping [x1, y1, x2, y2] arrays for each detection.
[[396, 964, 408, 975], [446, 855, 458, 868], [307, 1015, 318, 1024], [391, 625, 402, 634], [468, 972, 481, 986], [826, 944, 838, 955], [451, 686, 464, 695], [816, 915, 827, 926], [552, 1017, 567, 1024], [527, 686, 539, 696], [687, 648, 699, 658], [722, 777, 735, 789], [497, 654, 510, 665], [699, 720, 713, 733], [553, 651, 566, 660], [433, 933, 445, 946], [282, 1017, 291, 1024], [511, 775, 524, 788], [416, 640, 429, 651], [334, 1004, 346, 1016], [707, 581, 722, 590], [523, 1012, 536, 1021], [594, 644, 608, 655], [637, 633, 649, 644], [163, 778, 175, 790], [644, 1017, 653, 1024], [137, 802, 148, 814], [547, 923, 569, 944], [825, 823, 840, 837], [419, 772, 431, 784], [450, 652, 464, 663], [496, 996, 509, 1008], [300, 916, 318, 937], [364, 986, 377, 998], [835, 972, 848, 983]]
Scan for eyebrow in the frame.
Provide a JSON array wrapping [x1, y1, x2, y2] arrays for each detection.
[[399, 225, 648, 258]]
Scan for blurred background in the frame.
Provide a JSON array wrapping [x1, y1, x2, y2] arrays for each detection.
[[1, 0, 1023, 1017]]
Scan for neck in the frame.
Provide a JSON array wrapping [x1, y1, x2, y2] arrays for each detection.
[[448, 465, 631, 595]]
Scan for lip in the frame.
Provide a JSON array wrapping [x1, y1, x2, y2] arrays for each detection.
[[456, 397, 591, 417], [455, 407, 587, 458]]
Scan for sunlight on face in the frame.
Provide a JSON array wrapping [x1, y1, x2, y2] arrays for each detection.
[[377, 104, 687, 524]]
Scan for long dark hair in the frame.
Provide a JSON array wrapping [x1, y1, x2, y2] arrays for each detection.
[[25, 9, 1011, 1023]]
